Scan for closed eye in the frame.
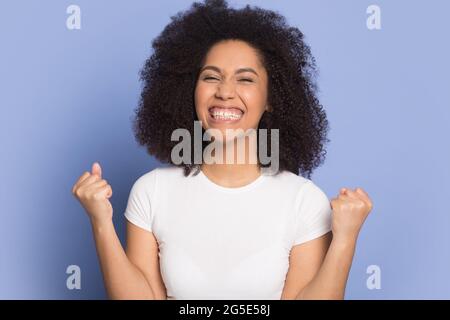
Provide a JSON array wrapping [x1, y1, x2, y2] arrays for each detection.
[[203, 76, 219, 81], [202, 76, 253, 82]]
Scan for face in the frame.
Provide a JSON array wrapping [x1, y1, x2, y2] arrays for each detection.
[[194, 40, 269, 141]]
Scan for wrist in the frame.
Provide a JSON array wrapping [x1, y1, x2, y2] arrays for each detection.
[[331, 232, 359, 247], [90, 216, 114, 232]]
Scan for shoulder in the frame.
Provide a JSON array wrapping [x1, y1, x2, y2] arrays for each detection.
[[299, 179, 329, 204], [132, 166, 159, 187], [271, 170, 329, 206], [269, 170, 312, 191], [264, 170, 328, 205], [133, 165, 185, 187]]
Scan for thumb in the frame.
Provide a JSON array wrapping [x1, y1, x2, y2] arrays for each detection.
[[92, 162, 102, 178]]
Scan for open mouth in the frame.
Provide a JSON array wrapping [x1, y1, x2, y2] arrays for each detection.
[[208, 106, 244, 122]]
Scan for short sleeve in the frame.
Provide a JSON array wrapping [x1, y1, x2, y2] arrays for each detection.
[[123, 169, 158, 233], [293, 181, 332, 246]]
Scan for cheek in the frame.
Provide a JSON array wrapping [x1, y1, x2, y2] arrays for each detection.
[[195, 83, 214, 112], [239, 88, 267, 115], [195, 82, 214, 99]]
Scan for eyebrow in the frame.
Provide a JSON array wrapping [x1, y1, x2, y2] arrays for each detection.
[[199, 65, 259, 77]]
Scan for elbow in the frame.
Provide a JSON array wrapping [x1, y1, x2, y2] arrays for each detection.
[[295, 289, 345, 300], [106, 288, 156, 300]]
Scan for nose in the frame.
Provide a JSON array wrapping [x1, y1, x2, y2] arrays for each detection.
[[215, 79, 236, 100]]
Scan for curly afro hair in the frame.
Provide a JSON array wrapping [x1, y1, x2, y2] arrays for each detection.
[[133, 0, 329, 179]]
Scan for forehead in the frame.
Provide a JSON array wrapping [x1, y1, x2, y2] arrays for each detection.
[[202, 40, 265, 71]]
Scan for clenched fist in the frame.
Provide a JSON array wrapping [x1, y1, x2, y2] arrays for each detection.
[[72, 162, 113, 225], [330, 187, 373, 242]]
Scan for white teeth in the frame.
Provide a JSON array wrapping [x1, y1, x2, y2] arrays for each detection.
[[211, 111, 242, 120]]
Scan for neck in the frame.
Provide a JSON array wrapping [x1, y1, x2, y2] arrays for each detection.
[[200, 163, 261, 188], [200, 135, 261, 188]]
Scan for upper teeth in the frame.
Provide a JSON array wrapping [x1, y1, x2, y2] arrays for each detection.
[[210, 109, 243, 120]]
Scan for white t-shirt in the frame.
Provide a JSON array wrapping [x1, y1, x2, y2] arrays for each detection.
[[124, 165, 332, 300]]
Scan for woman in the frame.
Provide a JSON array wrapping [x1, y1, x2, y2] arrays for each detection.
[[72, 0, 373, 300]]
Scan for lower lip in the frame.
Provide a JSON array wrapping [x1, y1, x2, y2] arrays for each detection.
[[208, 111, 244, 124]]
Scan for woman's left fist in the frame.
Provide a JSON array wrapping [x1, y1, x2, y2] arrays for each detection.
[[330, 187, 373, 242]]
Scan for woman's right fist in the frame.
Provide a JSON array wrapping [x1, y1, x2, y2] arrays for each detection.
[[72, 162, 113, 224]]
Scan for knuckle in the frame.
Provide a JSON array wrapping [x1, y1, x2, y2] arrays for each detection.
[[74, 189, 82, 198], [93, 193, 100, 200]]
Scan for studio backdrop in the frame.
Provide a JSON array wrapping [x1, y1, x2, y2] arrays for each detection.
[[0, 0, 449, 299]]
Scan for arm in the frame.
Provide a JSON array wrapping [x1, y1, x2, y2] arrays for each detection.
[[295, 234, 356, 300], [90, 219, 156, 300], [281, 187, 373, 300], [73, 162, 162, 300], [297, 187, 373, 300], [281, 232, 332, 299], [125, 221, 167, 300]]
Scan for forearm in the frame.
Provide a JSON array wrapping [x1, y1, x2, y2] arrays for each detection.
[[296, 235, 357, 300], [90, 219, 154, 299]]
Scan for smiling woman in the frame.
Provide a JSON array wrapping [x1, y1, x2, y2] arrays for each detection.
[[72, 0, 373, 300], [135, 0, 329, 179]]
